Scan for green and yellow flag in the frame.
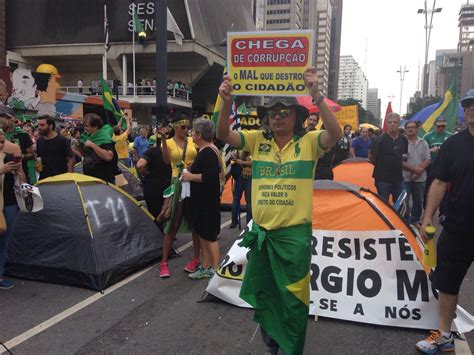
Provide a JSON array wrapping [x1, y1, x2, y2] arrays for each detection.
[[421, 74, 458, 135], [239, 222, 312, 355], [100, 75, 124, 126]]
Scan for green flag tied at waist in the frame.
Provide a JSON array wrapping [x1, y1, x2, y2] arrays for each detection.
[[79, 124, 115, 147], [239, 222, 312, 355]]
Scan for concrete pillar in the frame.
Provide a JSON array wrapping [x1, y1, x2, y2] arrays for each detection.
[[122, 54, 127, 96]]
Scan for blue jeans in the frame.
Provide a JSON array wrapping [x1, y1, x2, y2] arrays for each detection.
[[0, 205, 19, 277], [231, 176, 252, 225], [404, 181, 426, 224], [375, 181, 403, 204]]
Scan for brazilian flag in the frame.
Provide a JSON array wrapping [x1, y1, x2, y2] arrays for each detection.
[[239, 222, 312, 355], [100, 75, 124, 127]]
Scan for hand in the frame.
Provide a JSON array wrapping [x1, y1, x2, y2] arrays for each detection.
[[84, 140, 95, 148], [412, 166, 423, 175], [419, 218, 432, 243], [304, 67, 320, 99], [219, 75, 233, 103], [181, 171, 191, 182], [411, 173, 419, 181], [1, 161, 21, 174]]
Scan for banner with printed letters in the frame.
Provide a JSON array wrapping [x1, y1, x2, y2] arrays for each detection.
[[206, 227, 474, 332]]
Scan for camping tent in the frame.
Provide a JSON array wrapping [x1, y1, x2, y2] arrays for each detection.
[[6, 173, 163, 291], [74, 162, 144, 201], [332, 158, 376, 192]]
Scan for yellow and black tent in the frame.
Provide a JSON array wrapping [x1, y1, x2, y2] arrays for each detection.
[[6, 173, 163, 291]]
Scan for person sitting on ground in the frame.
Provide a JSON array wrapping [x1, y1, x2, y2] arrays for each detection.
[[181, 118, 222, 279], [36, 115, 74, 180], [80, 113, 117, 184]]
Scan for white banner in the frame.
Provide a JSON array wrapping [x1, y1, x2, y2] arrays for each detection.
[[206, 229, 474, 331]]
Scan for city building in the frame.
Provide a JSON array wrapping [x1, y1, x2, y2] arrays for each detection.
[[0, 0, 5, 66], [257, 0, 343, 97], [262, 0, 304, 30], [458, 2, 474, 53], [338, 55, 368, 109], [5, 0, 255, 124], [367, 88, 381, 122], [328, 0, 343, 101]]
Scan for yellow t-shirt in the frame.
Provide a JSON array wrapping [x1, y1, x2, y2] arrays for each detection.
[[113, 132, 129, 159], [239, 130, 326, 230], [165, 137, 197, 177]]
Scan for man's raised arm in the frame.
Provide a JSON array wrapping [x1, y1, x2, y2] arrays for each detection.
[[216, 76, 242, 148]]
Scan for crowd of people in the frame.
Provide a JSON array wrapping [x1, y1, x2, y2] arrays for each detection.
[[0, 72, 472, 354]]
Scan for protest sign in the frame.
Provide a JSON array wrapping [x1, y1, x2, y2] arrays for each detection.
[[227, 30, 314, 96]]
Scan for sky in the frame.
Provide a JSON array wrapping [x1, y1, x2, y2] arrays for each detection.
[[340, 0, 466, 116]]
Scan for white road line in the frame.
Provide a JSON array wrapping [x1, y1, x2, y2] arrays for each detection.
[[455, 334, 472, 355], [2, 215, 242, 353]]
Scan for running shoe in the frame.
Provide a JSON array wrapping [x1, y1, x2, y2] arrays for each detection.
[[415, 330, 454, 354], [159, 262, 171, 278], [0, 279, 14, 289], [184, 258, 200, 273], [188, 267, 212, 279]]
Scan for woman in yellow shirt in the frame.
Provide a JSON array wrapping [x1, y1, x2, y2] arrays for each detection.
[[159, 113, 199, 278]]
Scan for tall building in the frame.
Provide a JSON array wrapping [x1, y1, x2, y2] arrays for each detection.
[[258, 0, 342, 96], [367, 88, 381, 121], [262, 0, 304, 30], [328, 0, 342, 101], [458, 2, 474, 53], [426, 60, 436, 97], [338, 55, 368, 109]]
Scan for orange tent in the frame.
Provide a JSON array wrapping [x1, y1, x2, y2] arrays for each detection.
[[221, 178, 246, 210], [332, 158, 376, 192], [312, 180, 424, 264]]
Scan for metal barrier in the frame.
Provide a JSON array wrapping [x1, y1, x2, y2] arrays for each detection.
[[61, 86, 191, 101]]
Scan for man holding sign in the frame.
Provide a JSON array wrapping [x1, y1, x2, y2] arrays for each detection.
[[216, 67, 341, 355]]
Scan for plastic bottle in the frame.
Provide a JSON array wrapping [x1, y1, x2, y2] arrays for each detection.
[[422, 225, 437, 268]]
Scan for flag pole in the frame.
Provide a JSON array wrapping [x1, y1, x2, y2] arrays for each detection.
[[132, 2, 137, 99], [103, 3, 108, 80]]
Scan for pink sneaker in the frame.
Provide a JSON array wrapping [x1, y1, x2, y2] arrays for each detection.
[[184, 258, 200, 273], [159, 262, 170, 278]]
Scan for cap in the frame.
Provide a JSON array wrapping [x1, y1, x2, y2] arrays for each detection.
[[461, 88, 474, 108], [36, 63, 62, 78], [435, 116, 447, 123], [257, 96, 309, 124]]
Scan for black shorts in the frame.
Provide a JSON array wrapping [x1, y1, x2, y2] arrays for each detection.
[[433, 229, 473, 295]]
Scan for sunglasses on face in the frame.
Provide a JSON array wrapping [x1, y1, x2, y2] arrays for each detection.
[[180, 125, 189, 130], [267, 108, 293, 119], [436, 125, 446, 128]]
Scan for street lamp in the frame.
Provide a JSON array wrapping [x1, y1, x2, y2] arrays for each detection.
[[418, 1, 442, 97], [397, 66, 409, 114]]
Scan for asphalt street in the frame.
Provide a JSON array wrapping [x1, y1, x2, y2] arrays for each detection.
[[0, 211, 472, 355]]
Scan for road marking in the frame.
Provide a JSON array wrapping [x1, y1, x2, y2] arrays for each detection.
[[2, 215, 241, 353], [455, 334, 472, 355]]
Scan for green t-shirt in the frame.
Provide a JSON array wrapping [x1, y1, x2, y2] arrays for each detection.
[[422, 130, 452, 161]]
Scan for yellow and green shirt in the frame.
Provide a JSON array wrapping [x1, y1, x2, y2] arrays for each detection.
[[165, 137, 197, 178], [239, 130, 326, 230]]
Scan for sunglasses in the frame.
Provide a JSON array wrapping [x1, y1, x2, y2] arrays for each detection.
[[267, 108, 293, 119], [179, 125, 189, 130], [436, 125, 446, 128]]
